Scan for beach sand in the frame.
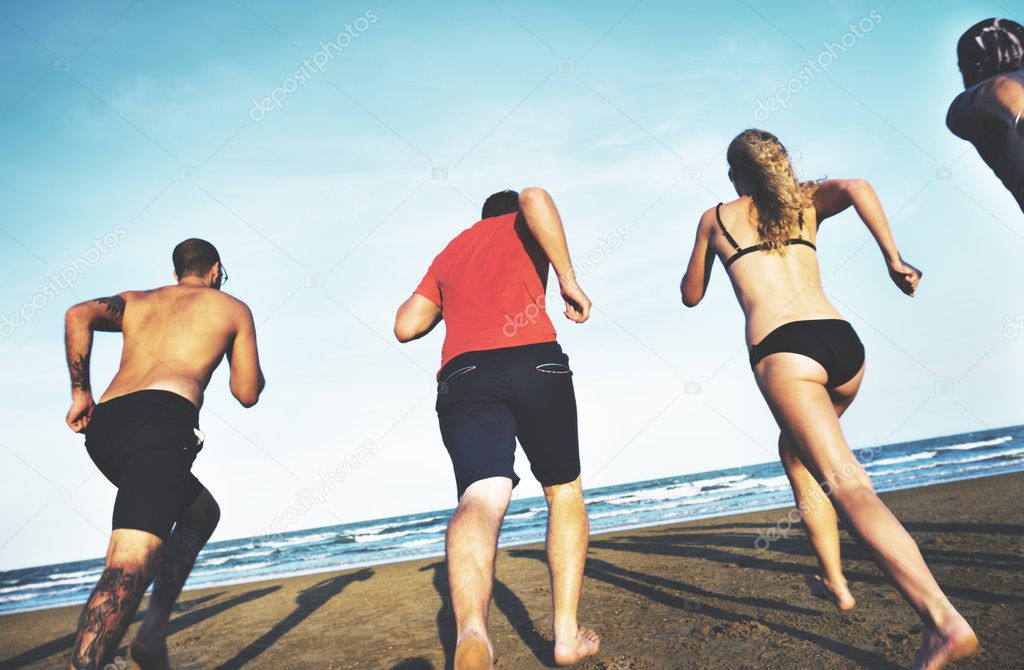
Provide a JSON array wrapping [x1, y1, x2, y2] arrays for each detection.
[[1, 472, 1021, 670]]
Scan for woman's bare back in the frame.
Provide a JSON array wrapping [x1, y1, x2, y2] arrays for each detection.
[[711, 197, 843, 345]]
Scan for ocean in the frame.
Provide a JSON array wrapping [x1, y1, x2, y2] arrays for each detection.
[[2, 424, 1022, 616]]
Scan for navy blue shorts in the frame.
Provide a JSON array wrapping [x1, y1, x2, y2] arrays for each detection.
[[435, 342, 581, 499]]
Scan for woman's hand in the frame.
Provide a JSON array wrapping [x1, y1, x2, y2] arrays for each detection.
[[887, 258, 922, 297]]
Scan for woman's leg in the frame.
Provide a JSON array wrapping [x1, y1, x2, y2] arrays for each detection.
[[780, 363, 862, 609], [757, 353, 976, 670], [778, 431, 855, 610]]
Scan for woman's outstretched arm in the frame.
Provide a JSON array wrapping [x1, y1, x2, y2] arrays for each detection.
[[812, 179, 922, 297], [681, 208, 716, 307]]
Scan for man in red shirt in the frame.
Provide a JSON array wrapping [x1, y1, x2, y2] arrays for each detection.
[[395, 188, 600, 669]]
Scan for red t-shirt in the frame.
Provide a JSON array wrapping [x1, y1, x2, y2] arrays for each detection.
[[415, 213, 557, 372]]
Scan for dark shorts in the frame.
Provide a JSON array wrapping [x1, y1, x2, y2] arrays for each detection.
[[435, 342, 581, 499], [85, 390, 205, 541], [750, 319, 865, 388]]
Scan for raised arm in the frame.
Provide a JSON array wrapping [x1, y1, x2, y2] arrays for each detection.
[[394, 294, 442, 342], [64, 294, 127, 432], [227, 303, 265, 407], [680, 209, 717, 307], [518, 187, 591, 323], [812, 179, 921, 296], [976, 73, 1024, 125]]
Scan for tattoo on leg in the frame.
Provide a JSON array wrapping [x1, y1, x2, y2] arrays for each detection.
[[150, 521, 208, 613], [72, 567, 148, 670], [134, 500, 218, 656]]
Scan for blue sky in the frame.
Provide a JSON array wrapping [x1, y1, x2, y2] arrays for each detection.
[[1, 0, 1022, 570]]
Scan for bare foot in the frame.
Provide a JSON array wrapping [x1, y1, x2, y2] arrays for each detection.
[[454, 631, 493, 670], [129, 636, 170, 670], [805, 574, 856, 611], [912, 615, 978, 670], [554, 626, 601, 666]]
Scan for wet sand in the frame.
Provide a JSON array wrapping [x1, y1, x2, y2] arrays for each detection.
[[1, 472, 1021, 669]]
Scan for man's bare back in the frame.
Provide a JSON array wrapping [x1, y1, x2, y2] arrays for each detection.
[[101, 285, 258, 407], [65, 247, 264, 433]]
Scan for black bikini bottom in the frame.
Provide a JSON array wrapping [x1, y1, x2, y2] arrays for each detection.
[[750, 319, 865, 388]]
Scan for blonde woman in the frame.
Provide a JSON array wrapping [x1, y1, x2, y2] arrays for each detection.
[[681, 129, 977, 670]]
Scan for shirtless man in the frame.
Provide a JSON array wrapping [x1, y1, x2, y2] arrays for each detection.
[[64, 238, 265, 669], [947, 17, 1024, 212], [394, 188, 600, 669]]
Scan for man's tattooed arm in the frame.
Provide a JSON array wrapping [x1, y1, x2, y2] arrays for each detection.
[[95, 295, 126, 325], [64, 294, 127, 395], [69, 351, 91, 391]]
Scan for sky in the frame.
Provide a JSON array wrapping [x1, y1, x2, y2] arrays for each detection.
[[1, 0, 1022, 570]]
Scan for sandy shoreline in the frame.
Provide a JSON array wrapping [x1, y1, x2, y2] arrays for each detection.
[[1, 472, 1021, 669]]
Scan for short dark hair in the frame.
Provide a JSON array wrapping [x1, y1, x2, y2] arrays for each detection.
[[482, 190, 520, 219], [957, 18, 1024, 87], [172, 238, 220, 279]]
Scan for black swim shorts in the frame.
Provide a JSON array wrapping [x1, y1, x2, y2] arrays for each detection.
[[435, 341, 581, 498], [85, 390, 205, 541]]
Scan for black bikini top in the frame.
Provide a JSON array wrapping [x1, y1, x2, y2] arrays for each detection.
[[716, 203, 816, 268]]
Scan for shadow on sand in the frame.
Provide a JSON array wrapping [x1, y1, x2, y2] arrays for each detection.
[[214, 568, 374, 670], [413, 560, 558, 670], [0, 588, 279, 670]]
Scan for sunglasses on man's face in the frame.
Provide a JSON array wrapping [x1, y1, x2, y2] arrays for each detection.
[[217, 263, 229, 287]]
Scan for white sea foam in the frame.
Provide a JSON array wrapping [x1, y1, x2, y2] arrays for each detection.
[[505, 509, 541, 520], [937, 436, 1013, 451], [393, 537, 444, 550], [263, 532, 335, 548], [869, 451, 936, 467], [354, 524, 448, 543], [872, 447, 1024, 477], [45, 568, 101, 581], [193, 561, 275, 578]]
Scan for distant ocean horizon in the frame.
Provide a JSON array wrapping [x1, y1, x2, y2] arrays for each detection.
[[2, 424, 1022, 616]]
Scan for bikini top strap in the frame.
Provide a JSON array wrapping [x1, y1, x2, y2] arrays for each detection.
[[715, 203, 741, 251]]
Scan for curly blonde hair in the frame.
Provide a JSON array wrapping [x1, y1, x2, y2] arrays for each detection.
[[726, 129, 817, 252]]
